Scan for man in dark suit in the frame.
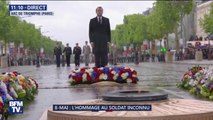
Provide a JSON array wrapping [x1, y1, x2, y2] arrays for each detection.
[[89, 6, 111, 68], [73, 43, 82, 67], [54, 42, 62, 67], [63, 43, 72, 67]]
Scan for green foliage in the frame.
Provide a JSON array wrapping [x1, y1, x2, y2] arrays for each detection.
[[0, 1, 10, 41], [201, 3, 213, 34], [112, 0, 194, 49]]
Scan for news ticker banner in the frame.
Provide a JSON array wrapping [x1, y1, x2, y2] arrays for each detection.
[[9, 4, 54, 16], [53, 104, 152, 112]]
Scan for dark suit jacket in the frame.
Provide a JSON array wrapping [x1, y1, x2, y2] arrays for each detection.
[[73, 46, 82, 56], [89, 16, 111, 53], [54, 47, 62, 56], [63, 47, 72, 56]]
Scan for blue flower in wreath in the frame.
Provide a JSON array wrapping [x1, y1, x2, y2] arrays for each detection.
[[113, 67, 120, 74], [192, 75, 196, 79], [117, 76, 123, 82], [0, 89, 7, 103], [127, 72, 131, 78], [6, 84, 11, 92], [91, 71, 97, 80], [76, 73, 81, 78], [208, 82, 213, 89], [103, 67, 110, 74], [68, 74, 72, 79]]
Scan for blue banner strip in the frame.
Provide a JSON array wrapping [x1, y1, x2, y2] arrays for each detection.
[[9, 4, 47, 11]]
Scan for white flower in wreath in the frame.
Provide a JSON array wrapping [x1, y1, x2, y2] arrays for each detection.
[[6, 94, 13, 100], [0, 97, 3, 103], [10, 87, 18, 99], [200, 79, 206, 84], [0, 82, 7, 93], [87, 68, 93, 73], [29, 79, 36, 88], [113, 74, 118, 80], [189, 79, 194, 86], [121, 73, 128, 79], [103, 74, 108, 80], [76, 69, 81, 73], [17, 75, 25, 80], [201, 71, 205, 74], [195, 73, 199, 77], [99, 73, 104, 80], [15, 84, 23, 91], [111, 71, 116, 75], [88, 72, 92, 76], [127, 78, 132, 83], [194, 81, 198, 86], [202, 84, 207, 87], [210, 76, 213, 81], [71, 72, 76, 76], [82, 73, 87, 82], [32, 83, 37, 89], [197, 76, 202, 81]]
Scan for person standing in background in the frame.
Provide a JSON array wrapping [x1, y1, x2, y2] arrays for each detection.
[[111, 42, 117, 65], [73, 43, 82, 68], [54, 42, 62, 67], [36, 52, 40, 68], [63, 43, 72, 67], [134, 45, 140, 65], [83, 41, 91, 67]]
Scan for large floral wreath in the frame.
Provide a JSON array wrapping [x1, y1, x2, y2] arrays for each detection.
[[0, 71, 38, 113], [178, 65, 213, 100], [69, 67, 139, 85]]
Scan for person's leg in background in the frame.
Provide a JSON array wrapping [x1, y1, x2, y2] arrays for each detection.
[[85, 54, 89, 66], [66, 55, 70, 67], [74, 55, 77, 67], [77, 55, 80, 66], [56, 55, 60, 67]]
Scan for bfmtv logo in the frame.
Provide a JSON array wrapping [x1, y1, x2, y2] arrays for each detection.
[[9, 100, 23, 114]]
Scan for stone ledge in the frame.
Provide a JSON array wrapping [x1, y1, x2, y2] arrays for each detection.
[[43, 99, 213, 120]]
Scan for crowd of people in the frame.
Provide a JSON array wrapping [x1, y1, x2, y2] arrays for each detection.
[[0, 53, 53, 67]]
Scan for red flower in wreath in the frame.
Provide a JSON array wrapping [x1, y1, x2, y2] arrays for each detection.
[[0, 102, 4, 113], [132, 70, 137, 75], [80, 68, 86, 73], [86, 73, 92, 81], [12, 71, 18, 76], [210, 87, 213, 93], [108, 72, 114, 80], [131, 77, 137, 83]]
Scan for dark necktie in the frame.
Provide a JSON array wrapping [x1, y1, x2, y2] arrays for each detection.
[[98, 17, 102, 24]]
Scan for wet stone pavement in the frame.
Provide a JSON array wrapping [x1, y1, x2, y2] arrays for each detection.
[[0, 62, 211, 120]]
